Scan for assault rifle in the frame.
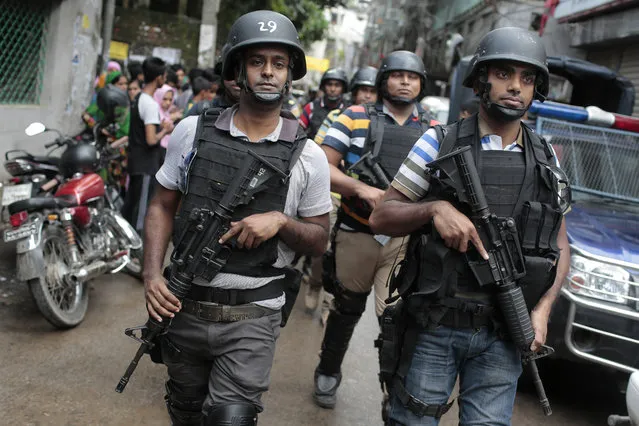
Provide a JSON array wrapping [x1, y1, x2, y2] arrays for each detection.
[[425, 145, 554, 416], [115, 150, 288, 393], [347, 152, 391, 189]]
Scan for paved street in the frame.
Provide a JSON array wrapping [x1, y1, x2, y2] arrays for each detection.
[[0, 243, 628, 425]]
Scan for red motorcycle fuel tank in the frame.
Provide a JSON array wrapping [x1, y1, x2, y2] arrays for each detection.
[[55, 173, 105, 205]]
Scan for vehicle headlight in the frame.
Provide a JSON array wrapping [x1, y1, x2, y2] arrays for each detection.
[[567, 254, 631, 305]]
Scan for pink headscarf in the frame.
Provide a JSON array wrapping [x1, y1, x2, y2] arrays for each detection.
[[107, 61, 121, 72], [153, 84, 177, 148]]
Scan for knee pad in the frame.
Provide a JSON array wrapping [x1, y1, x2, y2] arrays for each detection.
[[334, 285, 369, 316], [204, 403, 258, 426], [164, 380, 206, 426]]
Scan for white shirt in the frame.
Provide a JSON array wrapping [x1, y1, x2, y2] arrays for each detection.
[[156, 110, 332, 309], [138, 92, 160, 126]]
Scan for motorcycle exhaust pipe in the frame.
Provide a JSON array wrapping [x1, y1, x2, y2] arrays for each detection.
[[67, 254, 129, 284]]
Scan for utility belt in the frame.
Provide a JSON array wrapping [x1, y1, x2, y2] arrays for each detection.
[[163, 265, 302, 327], [187, 281, 284, 306], [181, 299, 279, 322], [436, 298, 497, 329]]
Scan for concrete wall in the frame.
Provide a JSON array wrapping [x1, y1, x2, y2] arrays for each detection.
[[0, 0, 103, 179]]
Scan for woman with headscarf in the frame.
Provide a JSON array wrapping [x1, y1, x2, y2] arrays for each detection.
[[152, 84, 182, 150], [83, 70, 129, 133]]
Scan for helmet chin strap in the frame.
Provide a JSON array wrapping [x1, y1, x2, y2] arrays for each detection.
[[480, 81, 528, 122], [236, 64, 289, 105], [381, 78, 418, 106]]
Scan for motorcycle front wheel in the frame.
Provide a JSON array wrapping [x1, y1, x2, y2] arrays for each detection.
[[28, 225, 88, 329]]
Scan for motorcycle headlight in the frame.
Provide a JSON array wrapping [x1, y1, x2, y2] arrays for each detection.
[[567, 254, 632, 305]]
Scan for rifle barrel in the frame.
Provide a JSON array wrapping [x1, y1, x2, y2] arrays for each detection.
[[529, 360, 552, 416]]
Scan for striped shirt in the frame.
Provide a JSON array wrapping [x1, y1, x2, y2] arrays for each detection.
[[322, 103, 425, 168], [392, 121, 560, 202], [299, 97, 346, 130], [314, 108, 342, 145]]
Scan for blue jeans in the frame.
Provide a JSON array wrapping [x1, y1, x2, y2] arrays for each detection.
[[389, 325, 522, 426]]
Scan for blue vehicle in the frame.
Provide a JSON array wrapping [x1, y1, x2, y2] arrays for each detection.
[[449, 56, 639, 379]]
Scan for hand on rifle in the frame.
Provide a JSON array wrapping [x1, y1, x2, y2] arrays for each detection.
[[355, 183, 386, 209], [432, 201, 489, 260], [530, 307, 550, 352], [219, 211, 287, 250], [144, 273, 181, 322]]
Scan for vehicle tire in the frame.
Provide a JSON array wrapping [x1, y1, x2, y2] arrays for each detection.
[[125, 247, 143, 280], [28, 225, 89, 329]]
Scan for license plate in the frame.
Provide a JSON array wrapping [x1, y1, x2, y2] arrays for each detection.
[[1, 183, 32, 206], [4, 223, 38, 242]]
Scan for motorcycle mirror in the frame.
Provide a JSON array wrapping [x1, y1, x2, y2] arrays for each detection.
[[25, 122, 46, 137]]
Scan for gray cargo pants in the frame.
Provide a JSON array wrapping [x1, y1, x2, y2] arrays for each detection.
[[161, 309, 282, 425]]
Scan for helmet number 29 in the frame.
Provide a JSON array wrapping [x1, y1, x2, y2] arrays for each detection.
[[258, 21, 277, 33]]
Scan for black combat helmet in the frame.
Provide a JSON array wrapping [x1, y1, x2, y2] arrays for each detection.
[[222, 10, 306, 82], [463, 27, 549, 121], [376, 50, 427, 104], [350, 66, 378, 92], [321, 68, 349, 90]]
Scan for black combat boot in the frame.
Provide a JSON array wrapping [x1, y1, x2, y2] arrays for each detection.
[[313, 309, 361, 408]]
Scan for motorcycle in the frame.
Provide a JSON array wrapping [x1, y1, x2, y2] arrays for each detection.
[[0, 123, 68, 212], [2, 122, 143, 329], [608, 372, 639, 426]]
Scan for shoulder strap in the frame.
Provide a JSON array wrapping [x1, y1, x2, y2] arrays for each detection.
[[522, 122, 554, 165], [417, 110, 433, 131], [366, 103, 386, 158], [288, 128, 308, 171], [434, 121, 459, 159]]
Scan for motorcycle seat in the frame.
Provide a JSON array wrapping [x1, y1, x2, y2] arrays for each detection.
[[30, 156, 61, 167], [8, 195, 77, 215]]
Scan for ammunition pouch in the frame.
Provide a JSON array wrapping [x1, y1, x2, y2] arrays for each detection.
[[518, 200, 562, 308], [519, 201, 562, 256], [520, 256, 557, 310]]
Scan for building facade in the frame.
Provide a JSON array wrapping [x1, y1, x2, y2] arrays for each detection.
[[543, 0, 639, 117], [0, 0, 104, 175]]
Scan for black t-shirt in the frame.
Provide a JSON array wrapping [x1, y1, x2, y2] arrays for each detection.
[[128, 92, 163, 175]]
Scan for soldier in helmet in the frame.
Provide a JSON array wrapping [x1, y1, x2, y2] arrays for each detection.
[[142, 11, 332, 425], [299, 67, 349, 140], [312, 51, 437, 409], [369, 27, 571, 425], [211, 43, 242, 109], [303, 66, 380, 326]]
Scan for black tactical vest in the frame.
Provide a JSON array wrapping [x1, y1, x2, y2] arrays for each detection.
[[173, 108, 307, 277], [307, 98, 333, 140], [407, 114, 562, 320], [340, 104, 433, 233]]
